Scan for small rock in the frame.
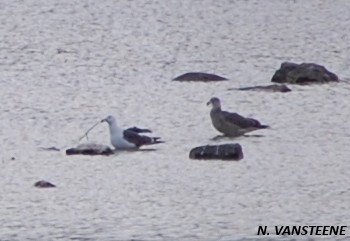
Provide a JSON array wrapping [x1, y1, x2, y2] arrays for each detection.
[[173, 72, 228, 82], [233, 84, 291, 93], [271, 62, 339, 84], [66, 143, 114, 156], [34, 180, 56, 188], [39, 146, 61, 151], [189, 143, 243, 161]]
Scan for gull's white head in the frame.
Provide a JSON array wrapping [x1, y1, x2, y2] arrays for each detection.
[[101, 115, 116, 125]]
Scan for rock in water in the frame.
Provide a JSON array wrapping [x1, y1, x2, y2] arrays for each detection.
[[173, 72, 228, 82], [271, 62, 339, 84], [235, 84, 291, 93], [189, 143, 243, 161], [38, 146, 61, 151], [34, 180, 56, 188], [66, 143, 114, 156]]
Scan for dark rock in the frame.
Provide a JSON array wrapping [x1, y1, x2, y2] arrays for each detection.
[[234, 84, 291, 93], [189, 143, 243, 161], [66, 143, 114, 156], [39, 146, 61, 151], [173, 72, 228, 82], [271, 62, 339, 84], [34, 180, 56, 188]]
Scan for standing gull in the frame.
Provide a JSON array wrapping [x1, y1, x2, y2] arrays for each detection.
[[101, 115, 164, 150], [207, 97, 269, 137]]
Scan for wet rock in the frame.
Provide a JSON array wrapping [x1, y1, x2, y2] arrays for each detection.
[[271, 62, 339, 84], [39, 146, 61, 151], [66, 143, 114, 156], [233, 84, 291, 93], [34, 180, 56, 188], [173, 72, 228, 82], [189, 143, 243, 161]]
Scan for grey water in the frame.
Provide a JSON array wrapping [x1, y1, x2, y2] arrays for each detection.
[[1, 0, 350, 240]]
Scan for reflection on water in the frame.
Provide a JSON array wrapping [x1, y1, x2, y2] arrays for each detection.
[[1, 0, 350, 240]]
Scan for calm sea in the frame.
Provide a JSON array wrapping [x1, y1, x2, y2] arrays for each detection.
[[1, 0, 349, 240]]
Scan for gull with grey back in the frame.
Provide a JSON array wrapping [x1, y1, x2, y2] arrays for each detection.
[[207, 97, 269, 137], [101, 115, 164, 150]]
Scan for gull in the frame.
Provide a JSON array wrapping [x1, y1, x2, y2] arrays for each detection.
[[101, 115, 164, 150], [207, 97, 269, 137]]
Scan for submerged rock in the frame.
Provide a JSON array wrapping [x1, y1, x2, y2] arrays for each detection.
[[34, 180, 56, 188], [271, 62, 339, 84], [66, 143, 114, 156], [38, 146, 61, 151], [173, 72, 228, 82], [233, 84, 291, 93], [189, 143, 243, 161]]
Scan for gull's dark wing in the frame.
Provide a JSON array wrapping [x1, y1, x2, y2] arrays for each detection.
[[126, 126, 152, 133], [123, 130, 163, 147]]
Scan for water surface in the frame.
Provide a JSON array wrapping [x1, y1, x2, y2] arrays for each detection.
[[1, 0, 350, 240]]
